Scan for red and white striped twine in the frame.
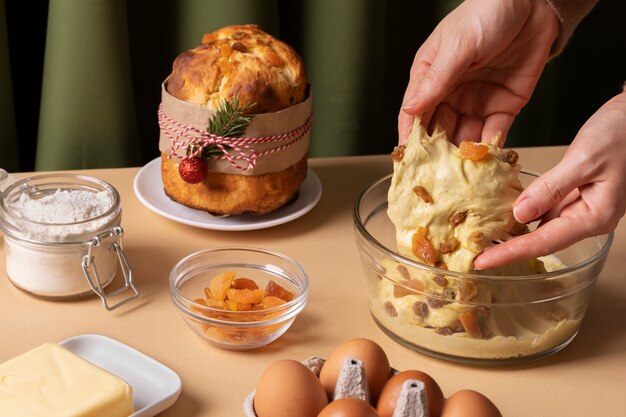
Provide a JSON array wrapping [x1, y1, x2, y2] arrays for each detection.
[[158, 103, 313, 171]]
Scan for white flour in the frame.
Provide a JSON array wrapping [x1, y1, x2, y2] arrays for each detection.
[[3, 188, 118, 298], [13, 189, 113, 224]]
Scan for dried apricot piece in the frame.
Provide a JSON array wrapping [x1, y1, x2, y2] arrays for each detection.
[[219, 43, 232, 57], [393, 279, 424, 298], [225, 300, 254, 311], [210, 271, 236, 301], [459, 309, 484, 339], [204, 298, 228, 310], [264, 280, 295, 301], [459, 141, 489, 161], [411, 227, 437, 265], [226, 288, 264, 304], [232, 277, 259, 290], [413, 185, 433, 203], [262, 296, 287, 309]]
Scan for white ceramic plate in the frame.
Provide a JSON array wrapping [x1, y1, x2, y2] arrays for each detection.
[[133, 157, 323, 231], [59, 334, 181, 417]]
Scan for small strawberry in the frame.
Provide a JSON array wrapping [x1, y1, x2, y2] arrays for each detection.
[[178, 157, 208, 184]]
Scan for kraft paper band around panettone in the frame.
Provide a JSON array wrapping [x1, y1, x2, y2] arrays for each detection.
[[158, 80, 312, 176]]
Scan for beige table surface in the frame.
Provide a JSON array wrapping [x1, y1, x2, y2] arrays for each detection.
[[1, 148, 625, 417]]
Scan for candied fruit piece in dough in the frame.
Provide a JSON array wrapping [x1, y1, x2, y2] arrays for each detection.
[[210, 271, 236, 301], [391, 145, 406, 162], [393, 279, 424, 298], [459, 141, 489, 161], [411, 227, 437, 265], [459, 309, 485, 339], [413, 185, 433, 203], [264, 280, 295, 301]]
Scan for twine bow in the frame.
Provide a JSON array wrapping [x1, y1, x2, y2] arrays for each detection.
[[158, 104, 313, 171]]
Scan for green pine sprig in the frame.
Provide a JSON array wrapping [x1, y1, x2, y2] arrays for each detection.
[[200, 95, 255, 158]]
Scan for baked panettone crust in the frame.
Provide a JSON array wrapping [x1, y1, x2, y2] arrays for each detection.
[[161, 154, 308, 215], [167, 24, 307, 113], [160, 24, 310, 215]]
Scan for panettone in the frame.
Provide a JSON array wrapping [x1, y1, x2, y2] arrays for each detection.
[[160, 24, 310, 215]]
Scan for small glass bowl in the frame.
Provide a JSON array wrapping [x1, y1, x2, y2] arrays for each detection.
[[353, 172, 613, 365], [169, 247, 309, 350]]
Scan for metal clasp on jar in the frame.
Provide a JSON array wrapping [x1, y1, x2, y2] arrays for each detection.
[[81, 226, 140, 311]]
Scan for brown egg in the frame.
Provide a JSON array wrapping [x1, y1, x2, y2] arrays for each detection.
[[319, 338, 391, 402], [377, 370, 445, 417], [441, 390, 502, 417], [254, 359, 328, 417], [318, 398, 379, 417]]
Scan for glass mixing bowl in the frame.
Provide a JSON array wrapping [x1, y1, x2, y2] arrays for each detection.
[[353, 172, 613, 365]]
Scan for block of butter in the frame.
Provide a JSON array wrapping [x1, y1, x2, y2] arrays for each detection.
[[0, 343, 133, 417]]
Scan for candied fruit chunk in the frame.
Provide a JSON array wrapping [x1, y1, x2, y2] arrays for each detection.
[[413, 185, 433, 203], [204, 298, 228, 310], [411, 227, 437, 265], [440, 236, 460, 254], [210, 271, 236, 301], [459, 309, 485, 339], [232, 277, 259, 290], [459, 141, 489, 161], [413, 301, 429, 318], [264, 280, 295, 301], [432, 274, 448, 287], [468, 231, 484, 244], [458, 280, 478, 301], [393, 279, 424, 298], [427, 296, 444, 309], [225, 300, 254, 311], [500, 149, 519, 165], [384, 301, 398, 317], [391, 145, 406, 162], [262, 296, 287, 309], [226, 288, 264, 304], [219, 43, 232, 57], [449, 210, 468, 227], [396, 264, 411, 280]]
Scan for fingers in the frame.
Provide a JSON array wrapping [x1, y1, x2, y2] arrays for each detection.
[[513, 164, 581, 224], [473, 215, 590, 270], [401, 31, 474, 118]]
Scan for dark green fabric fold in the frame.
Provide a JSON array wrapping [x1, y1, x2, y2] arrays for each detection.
[[35, 0, 140, 170]]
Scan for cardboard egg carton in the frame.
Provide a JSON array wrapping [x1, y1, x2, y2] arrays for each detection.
[[244, 357, 429, 417]]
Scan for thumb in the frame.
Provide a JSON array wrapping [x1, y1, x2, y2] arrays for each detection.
[[514, 165, 580, 224]]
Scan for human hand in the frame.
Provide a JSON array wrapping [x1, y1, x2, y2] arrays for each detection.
[[399, 0, 558, 145], [474, 92, 626, 269]]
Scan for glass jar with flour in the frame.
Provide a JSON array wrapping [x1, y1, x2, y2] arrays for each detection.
[[0, 174, 139, 310]]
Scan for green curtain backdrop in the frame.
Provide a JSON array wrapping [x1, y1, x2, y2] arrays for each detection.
[[2, 0, 625, 171]]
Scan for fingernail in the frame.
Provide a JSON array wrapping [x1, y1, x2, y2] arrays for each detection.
[[514, 197, 538, 223], [401, 94, 420, 111]]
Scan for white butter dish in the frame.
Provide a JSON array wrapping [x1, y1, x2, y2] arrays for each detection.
[[60, 334, 182, 417]]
